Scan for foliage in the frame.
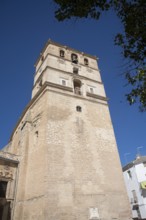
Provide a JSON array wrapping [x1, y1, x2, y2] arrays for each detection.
[[54, 0, 146, 111]]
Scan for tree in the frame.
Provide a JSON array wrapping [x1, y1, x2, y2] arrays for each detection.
[[54, 0, 146, 111]]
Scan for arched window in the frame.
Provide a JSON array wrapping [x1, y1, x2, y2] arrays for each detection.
[[73, 79, 82, 95], [84, 58, 88, 66], [60, 50, 65, 58], [71, 53, 78, 64]]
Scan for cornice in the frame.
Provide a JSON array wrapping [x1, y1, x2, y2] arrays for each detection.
[[35, 53, 100, 77], [48, 88, 108, 106], [33, 65, 102, 89], [9, 81, 107, 142], [43, 82, 73, 92], [34, 39, 98, 67], [0, 151, 19, 164], [86, 92, 108, 101]]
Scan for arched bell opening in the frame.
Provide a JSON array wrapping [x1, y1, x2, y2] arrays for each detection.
[[71, 54, 78, 64]]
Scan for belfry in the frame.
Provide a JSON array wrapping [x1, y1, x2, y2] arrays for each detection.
[[0, 40, 132, 220]]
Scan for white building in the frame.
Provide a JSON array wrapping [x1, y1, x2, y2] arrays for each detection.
[[123, 156, 146, 219]]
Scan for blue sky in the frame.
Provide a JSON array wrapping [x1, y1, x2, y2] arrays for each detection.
[[0, 0, 146, 165]]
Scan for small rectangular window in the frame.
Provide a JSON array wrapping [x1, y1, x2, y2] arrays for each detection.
[[127, 170, 132, 179], [60, 78, 67, 86], [62, 80, 66, 86], [90, 87, 94, 93], [84, 58, 89, 66], [60, 50, 65, 58], [76, 106, 82, 112], [88, 86, 95, 94], [132, 190, 138, 203], [73, 67, 78, 74]]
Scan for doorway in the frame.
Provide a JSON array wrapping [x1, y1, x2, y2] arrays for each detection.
[[0, 181, 11, 220]]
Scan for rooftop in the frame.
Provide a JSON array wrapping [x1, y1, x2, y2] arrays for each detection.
[[123, 155, 146, 171]]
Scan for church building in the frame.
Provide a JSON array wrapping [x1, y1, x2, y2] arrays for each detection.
[[0, 40, 132, 220]]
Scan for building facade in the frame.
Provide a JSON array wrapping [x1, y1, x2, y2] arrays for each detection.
[[0, 150, 19, 220], [0, 40, 132, 220], [123, 156, 146, 219]]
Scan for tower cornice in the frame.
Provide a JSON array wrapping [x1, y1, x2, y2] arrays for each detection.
[[9, 81, 108, 142], [34, 39, 98, 67]]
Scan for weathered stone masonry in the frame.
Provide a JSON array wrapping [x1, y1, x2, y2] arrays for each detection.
[[0, 40, 132, 220]]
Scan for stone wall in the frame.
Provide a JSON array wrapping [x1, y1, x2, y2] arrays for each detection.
[[2, 41, 132, 220]]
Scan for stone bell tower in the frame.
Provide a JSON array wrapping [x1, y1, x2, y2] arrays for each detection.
[[2, 40, 132, 220]]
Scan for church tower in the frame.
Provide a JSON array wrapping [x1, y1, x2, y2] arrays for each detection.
[[2, 40, 131, 220]]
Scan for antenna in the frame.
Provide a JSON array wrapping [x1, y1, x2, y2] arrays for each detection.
[[136, 146, 143, 157], [124, 153, 131, 165]]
